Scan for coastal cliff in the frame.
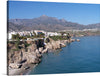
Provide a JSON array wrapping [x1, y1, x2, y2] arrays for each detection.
[[8, 38, 76, 75]]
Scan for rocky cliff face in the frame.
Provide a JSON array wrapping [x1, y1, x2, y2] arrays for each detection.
[[45, 38, 68, 51], [8, 38, 72, 75], [8, 39, 48, 73], [8, 43, 41, 68]]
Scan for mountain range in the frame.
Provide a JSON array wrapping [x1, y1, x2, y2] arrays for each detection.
[[8, 15, 100, 32]]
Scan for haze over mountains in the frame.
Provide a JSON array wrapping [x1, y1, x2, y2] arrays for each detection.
[[8, 15, 100, 32]]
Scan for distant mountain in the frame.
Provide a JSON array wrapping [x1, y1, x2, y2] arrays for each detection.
[[8, 15, 100, 31], [86, 23, 100, 29], [8, 22, 22, 32]]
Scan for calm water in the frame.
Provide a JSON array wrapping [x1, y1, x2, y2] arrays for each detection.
[[30, 36, 100, 74]]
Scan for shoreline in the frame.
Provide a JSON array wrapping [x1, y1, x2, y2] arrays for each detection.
[[74, 34, 100, 38], [8, 38, 78, 75]]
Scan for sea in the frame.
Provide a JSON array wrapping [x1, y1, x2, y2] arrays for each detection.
[[29, 36, 100, 74]]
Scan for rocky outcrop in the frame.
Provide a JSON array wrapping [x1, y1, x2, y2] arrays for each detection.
[[8, 43, 41, 70], [8, 38, 74, 69], [45, 39, 67, 50], [8, 38, 77, 75]]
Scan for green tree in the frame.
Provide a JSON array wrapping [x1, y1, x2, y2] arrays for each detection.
[[12, 34, 20, 40], [38, 32, 45, 38]]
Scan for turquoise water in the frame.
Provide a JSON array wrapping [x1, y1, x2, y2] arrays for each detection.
[[30, 36, 100, 74]]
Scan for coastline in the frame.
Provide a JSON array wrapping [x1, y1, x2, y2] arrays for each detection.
[[8, 38, 79, 75]]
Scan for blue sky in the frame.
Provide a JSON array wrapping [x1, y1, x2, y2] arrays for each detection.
[[8, 1, 100, 25]]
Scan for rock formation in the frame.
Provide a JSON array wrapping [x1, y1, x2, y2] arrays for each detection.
[[8, 38, 76, 75]]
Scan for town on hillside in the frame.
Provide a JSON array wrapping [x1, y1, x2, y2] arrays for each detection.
[[8, 28, 100, 41]]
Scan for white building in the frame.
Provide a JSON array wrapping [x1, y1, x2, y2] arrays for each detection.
[[17, 31, 34, 36], [82, 28, 99, 32], [8, 31, 17, 39], [34, 30, 46, 35], [47, 32, 61, 36]]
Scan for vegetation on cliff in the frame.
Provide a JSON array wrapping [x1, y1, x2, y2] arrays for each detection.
[[49, 33, 71, 41]]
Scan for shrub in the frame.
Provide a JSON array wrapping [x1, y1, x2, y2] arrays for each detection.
[[49, 36, 67, 41]]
